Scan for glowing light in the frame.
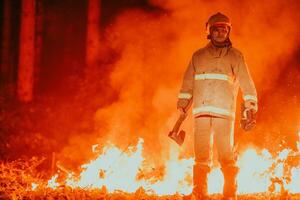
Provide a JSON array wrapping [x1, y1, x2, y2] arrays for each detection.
[[207, 167, 223, 194], [42, 132, 300, 195], [31, 183, 38, 191], [92, 144, 99, 153], [148, 147, 194, 195], [278, 148, 291, 160], [47, 174, 59, 189], [297, 132, 300, 151], [237, 148, 274, 194], [67, 138, 145, 193], [285, 131, 300, 193], [286, 167, 300, 193]]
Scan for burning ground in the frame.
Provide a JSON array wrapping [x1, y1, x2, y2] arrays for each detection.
[[0, 0, 300, 199], [1, 137, 300, 199]]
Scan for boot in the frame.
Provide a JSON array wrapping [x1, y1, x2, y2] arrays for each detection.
[[222, 165, 239, 200], [192, 163, 210, 200]]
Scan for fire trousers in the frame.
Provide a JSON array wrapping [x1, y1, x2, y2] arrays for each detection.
[[194, 116, 236, 167]]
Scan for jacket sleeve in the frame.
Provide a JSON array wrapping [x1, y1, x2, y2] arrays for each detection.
[[236, 54, 258, 111], [177, 56, 195, 111]]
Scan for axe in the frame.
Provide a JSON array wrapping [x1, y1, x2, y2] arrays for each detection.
[[168, 112, 188, 146]]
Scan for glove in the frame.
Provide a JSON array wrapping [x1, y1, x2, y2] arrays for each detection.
[[240, 103, 257, 131], [177, 99, 191, 112]]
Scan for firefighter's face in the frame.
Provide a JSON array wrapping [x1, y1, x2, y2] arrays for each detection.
[[211, 25, 229, 43]]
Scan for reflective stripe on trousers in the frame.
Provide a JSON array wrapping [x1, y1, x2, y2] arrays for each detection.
[[194, 116, 235, 167], [193, 106, 235, 118]]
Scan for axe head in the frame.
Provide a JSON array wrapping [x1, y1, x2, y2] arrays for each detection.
[[168, 130, 185, 146]]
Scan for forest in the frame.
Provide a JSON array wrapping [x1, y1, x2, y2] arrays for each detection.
[[0, 0, 299, 199]]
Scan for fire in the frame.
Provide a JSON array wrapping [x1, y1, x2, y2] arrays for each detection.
[[31, 183, 38, 191], [236, 148, 274, 194], [72, 139, 145, 192], [63, 139, 193, 195], [37, 133, 300, 196], [297, 132, 300, 151], [207, 168, 224, 194], [147, 147, 194, 195], [47, 174, 59, 189]]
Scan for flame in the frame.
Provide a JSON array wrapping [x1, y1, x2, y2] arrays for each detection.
[[31, 183, 38, 191], [71, 139, 145, 192], [64, 139, 194, 195], [47, 174, 59, 189], [297, 132, 300, 151], [207, 168, 224, 194], [42, 133, 300, 196], [92, 144, 99, 153], [147, 147, 194, 195], [286, 166, 300, 193], [285, 132, 300, 194], [237, 148, 274, 194]]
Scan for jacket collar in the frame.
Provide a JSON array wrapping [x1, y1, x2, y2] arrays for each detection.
[[206, 41, 231, 58]]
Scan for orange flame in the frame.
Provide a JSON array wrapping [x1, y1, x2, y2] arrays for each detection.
[[31, 183, 38, 191], [297, 132, 300, 151], [47, 174, 59, 189], [41, 133, 300, 196]]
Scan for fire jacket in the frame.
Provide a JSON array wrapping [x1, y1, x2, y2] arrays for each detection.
[[177, 42, 257, 119]]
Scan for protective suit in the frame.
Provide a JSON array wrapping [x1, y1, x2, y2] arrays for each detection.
[[177, 12, 257, 200]]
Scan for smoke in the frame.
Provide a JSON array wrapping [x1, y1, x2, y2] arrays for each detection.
[[93, 9, 191, 163], [60, 0, 300, 166], [150, 0, 300, 88]]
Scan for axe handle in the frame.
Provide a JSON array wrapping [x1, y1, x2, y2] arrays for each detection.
[[171, 113, 187, 133]]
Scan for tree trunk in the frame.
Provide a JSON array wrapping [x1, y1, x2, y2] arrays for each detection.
[[35, 0, 43, 88], [1, 0, 13, 89], [17, 0, 35, 102], [86, 0, 101, 75]]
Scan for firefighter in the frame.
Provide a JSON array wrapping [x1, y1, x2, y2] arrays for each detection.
[[177, 12, 258, 200]]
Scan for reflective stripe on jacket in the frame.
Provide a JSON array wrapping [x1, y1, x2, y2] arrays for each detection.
[[178, 42, 257, 119]]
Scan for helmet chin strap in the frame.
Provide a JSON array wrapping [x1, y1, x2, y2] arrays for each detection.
[[211, 37, 232, 48]]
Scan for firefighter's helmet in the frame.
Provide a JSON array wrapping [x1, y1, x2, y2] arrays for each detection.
[[206, 12, 232, 33]]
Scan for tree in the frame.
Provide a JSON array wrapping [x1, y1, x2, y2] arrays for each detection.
[[17, 0, 35, 102], [86, 0, 101, 75], [34, 0, 43, 89], [1, 0, 13, 93]]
